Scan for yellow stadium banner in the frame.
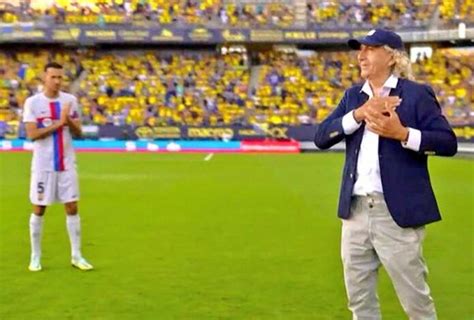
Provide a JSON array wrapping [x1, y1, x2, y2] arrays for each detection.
[[135, 126, 182, 139], [188, 28, 214, 42], [5, 120, 19, 139], [187, 127, 235, 139], [117, 30, 150, 41], [222, 30, 247, 42], [284, 31, 317, 41], [84, 30, 117, 41], [250, 30, 284, 42]]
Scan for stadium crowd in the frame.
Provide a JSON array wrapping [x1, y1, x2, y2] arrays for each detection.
[[0, 0, 295, 28], [1, 0, 472, 27], [1, 47, 472, 127], [308, 0, 474, 28]]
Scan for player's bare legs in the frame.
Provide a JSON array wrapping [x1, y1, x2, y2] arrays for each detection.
[[65, 201, 93, 271], [28, 206, 47, 271]]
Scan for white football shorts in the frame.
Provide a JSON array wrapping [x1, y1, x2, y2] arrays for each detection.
[[29, 170, 80, 205]]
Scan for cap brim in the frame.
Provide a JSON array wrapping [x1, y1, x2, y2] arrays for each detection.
[[348, 38, 384, 50], [348, 39, 361, 50]]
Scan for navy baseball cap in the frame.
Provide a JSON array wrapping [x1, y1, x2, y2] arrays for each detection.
[[348, 29, 404, 50]]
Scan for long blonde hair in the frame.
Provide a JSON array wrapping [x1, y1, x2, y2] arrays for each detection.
[[384, 45, 415, 80]]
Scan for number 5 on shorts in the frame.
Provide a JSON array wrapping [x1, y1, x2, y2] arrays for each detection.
[[37, 182, 45, 201]]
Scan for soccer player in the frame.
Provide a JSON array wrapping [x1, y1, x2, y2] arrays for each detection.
[[23, 62, 93, 272]]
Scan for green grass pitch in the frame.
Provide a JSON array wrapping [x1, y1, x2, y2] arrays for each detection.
[[0, 152, 472, 319]]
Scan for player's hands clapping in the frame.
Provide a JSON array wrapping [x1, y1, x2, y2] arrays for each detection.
[[60, 103, 72, 125]]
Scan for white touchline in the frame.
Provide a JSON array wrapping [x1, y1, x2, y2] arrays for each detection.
[[204, 153, 214, 161]]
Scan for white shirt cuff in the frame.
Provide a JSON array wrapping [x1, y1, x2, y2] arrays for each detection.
[[401, 128, 421, 151], [342, 110, 362, 135]]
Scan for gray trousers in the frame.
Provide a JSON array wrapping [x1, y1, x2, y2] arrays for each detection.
[[341, 193, 437, 320]]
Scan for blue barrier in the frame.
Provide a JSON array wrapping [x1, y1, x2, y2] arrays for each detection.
[[0, 139, 242, 153]]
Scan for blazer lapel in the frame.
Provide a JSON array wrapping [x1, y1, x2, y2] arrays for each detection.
[[389, 78, 408, 121], [352, 90, 368, 144]]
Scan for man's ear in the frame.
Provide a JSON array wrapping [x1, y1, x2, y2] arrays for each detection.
[[388, 53, 396, 68]]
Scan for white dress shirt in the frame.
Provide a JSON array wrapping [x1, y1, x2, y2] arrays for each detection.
[[341, 75, 422, 195]]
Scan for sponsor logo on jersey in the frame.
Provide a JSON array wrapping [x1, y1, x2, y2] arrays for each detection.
[[42, 118, 53, 127]]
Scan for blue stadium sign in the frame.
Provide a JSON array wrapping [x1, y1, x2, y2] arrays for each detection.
[[2, 24, 470, 44]]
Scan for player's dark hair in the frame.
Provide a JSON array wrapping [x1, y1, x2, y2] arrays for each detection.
[[44, 62, 63, 72]]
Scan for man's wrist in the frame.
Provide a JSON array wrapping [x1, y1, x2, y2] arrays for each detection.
[[353, 109, 364, 123], [400, 127, 409, 142]]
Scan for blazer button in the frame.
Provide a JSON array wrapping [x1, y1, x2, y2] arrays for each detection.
[[350, 173, 353, 179]]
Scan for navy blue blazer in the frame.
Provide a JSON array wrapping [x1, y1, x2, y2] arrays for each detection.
[[314, 78, 457, 228]]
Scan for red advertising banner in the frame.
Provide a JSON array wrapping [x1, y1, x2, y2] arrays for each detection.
[[241, 140, 300, 153]]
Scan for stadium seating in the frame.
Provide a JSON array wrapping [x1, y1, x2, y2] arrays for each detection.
[[0, 0, 295, 28], [1, 0, 471, 28], [0, 50, 81, 122], [76, 51, 249, 126], [1, 48, 472, 126], [413, 48, 473, 125], [307, 0, 439, 28], [439, 0, 474, 25]]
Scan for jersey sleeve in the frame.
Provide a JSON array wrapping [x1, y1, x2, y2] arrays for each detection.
[[22, 98, 36, 123]]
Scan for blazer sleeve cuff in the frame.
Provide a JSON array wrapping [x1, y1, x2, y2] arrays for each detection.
[[342, 110, 362, 135], [401, 127, 421, 152]]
